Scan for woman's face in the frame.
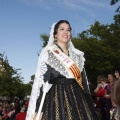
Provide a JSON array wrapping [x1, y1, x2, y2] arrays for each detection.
[[114, 71, 120, 78], [108, 74, 114, 82], [55, 23, 71, 44], [100, 80, 106, 85]]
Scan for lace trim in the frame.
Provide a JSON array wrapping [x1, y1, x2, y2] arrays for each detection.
[[26, 48, 48, 120], [69, 48, 85, 72], [47, 51, 69, 77]]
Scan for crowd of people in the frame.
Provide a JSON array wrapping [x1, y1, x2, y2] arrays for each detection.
[[91, 69, 120, 120], [0, 98, 29, 120]]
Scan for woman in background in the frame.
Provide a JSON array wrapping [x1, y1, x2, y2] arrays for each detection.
[[105, 73, 115, 120], [110, 69, 120, 120], [95, 76, 107, 120]]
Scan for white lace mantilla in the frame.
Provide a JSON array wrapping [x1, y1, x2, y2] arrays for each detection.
[[26, 45, 85, 120], [26, 48, 48, 120]]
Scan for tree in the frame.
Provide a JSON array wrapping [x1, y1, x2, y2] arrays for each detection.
[[40, 34, 49, 47], [110, 0, 120, 13], [29, 75, 35, 85], [0, 53, 25, 100], [77, 17, 120, 83], [113, 14, 120, 25], [110, 0, 120, 24]]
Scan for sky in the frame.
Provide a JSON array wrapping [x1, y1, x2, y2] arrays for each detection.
[[0, 0, 118, 83]]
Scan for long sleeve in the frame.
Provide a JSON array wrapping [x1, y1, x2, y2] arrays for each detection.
[[35, 64, 52, 113]]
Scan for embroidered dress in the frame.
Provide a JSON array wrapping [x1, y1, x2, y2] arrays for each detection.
[[26, 22, 99, 120]]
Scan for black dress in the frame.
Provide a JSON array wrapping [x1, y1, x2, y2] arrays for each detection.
[[35, 64, 99, 120]]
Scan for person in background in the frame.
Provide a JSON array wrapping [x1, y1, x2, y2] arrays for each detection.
[[26, 20, 99, 120], [0, 105, 3, 120], [14, 99, 20, 116], [110, 69, 120, 120], [95, 76, 107, 120], [94, 75, 103, 93], [105, 73, 115, 120], [114, 69, 120, 80], [15, 105, 27, 120]]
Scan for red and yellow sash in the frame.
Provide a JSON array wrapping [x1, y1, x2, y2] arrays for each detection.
[[51, 46, 84, 90], [69, 64, 84, 90]]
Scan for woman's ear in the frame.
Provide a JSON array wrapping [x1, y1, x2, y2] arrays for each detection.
[[55, 34, 57, 38]]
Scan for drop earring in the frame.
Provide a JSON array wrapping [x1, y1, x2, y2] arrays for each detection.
[[54, 38, 57, 43]]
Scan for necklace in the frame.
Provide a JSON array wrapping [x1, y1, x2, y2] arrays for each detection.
[[54, 43, 69, 56]]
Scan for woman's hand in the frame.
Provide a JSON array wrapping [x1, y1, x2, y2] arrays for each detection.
[[105, 94, 110, 99], [33, 112, 43, 120]]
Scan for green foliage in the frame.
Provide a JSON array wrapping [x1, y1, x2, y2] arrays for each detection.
[[21, 83, 32, 98], [29, 75, 35, 85], [40, 34, 49, 47], [0, 53, 27, 100], [110, 0, 120, 13], [76, 17, 120, 83], [110, 0, 120, 5]]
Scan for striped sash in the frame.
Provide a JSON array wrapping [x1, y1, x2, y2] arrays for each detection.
[[69, 64, 84, 90], [51, 47, 84, 90]]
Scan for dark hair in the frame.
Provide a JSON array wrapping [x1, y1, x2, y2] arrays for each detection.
[[100, 77, 108, 83], [115, 68, 120, 74], [53, 20, 72, 37], [97, 75, 104, 83]]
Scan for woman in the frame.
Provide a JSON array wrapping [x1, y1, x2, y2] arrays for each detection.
[[95, 76, 107, 120], [26, 20, 98, 120], [110, 69, 120, 120], [94, 75, 103, 93], [105, 73, 115, 120]]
